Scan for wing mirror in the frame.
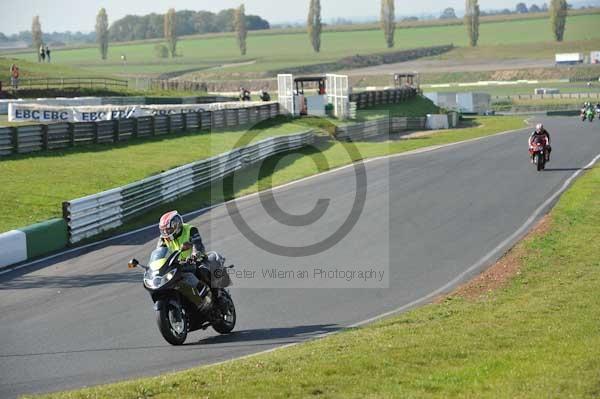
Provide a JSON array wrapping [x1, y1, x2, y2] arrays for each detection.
[[128, 258, 139, 269]]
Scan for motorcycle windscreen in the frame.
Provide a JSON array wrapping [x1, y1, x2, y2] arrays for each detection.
[[148, 247, 171, 271]]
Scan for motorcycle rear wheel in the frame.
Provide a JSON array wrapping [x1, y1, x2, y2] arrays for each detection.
[[212, 291, 236, 334]]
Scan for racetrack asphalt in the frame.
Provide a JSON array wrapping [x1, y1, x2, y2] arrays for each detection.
[[1, 116, 598, 397]]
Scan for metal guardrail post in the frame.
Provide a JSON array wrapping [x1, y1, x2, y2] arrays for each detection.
[[182, 112, 187, 132], [41, 125, 49, 150], [89, 122, 97, 144], [68, 123, 75, 147], [11, 127, 18, 154], [113, 120, 120, 142], [132, 118, 138, 139]]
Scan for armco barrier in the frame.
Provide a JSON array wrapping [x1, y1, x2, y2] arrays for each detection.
[[0, 230, 28, 268], [1, 103, 279, 157], [546, 110, 580, 116], [493, 92, 600, 101], [62, 131, 315, 243], [20, 219, 68, 259], [0, 95, 238, 115], [335, 116, 427, 141], [349, 87, 418, 110], [0, 219, 69, 269]]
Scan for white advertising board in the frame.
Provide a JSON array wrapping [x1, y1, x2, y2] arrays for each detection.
[[8, 104, 213, 122]]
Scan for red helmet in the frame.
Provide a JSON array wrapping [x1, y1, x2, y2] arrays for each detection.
[[159, 211, 183, 241]]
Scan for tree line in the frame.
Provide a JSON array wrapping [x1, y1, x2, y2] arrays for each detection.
[[107, 9, 268, 42], [25, 0, 572, 62], [305, 0, 570, 52], [463, 0, 569, 46], [441, 2, 555, 20]]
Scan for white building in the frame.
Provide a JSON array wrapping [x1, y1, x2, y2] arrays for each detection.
[[425, 92, 491, 114]]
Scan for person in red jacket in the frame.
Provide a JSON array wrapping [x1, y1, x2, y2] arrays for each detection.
[[529, 123, 551, 163]]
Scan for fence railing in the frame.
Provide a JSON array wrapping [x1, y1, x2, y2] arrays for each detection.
[[335, 116, 427, 141], [493, 92, 600, 101], [3, 77, 129, 91], [149, 79, 209, 93], [0, 103, 280, 157], [349, 87, 417, 109], [62, 131, 315, 243]]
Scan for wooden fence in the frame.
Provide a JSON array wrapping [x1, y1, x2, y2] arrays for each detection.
[[2, 77, 128, 92]]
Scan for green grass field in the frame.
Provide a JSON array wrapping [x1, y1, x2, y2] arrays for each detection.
[[0, 120, 306, 232], [4, 14, 600, 78], [27, 119, 600, 399]]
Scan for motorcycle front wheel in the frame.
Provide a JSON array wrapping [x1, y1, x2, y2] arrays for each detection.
[[536, 154, 545, 171], [156, 300, 188, 345]]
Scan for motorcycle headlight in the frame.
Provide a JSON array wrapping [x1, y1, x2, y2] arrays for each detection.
[[165, 269, 176, 282], [144, 269, 177, 289]]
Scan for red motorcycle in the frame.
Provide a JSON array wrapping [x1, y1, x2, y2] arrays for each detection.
[[529, 136, 548, 172]]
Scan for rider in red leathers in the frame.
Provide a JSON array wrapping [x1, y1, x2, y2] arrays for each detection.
[[529, 123, 551, 163]]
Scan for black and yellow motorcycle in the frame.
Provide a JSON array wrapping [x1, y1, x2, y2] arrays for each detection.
[[128, 245, 235, 345]]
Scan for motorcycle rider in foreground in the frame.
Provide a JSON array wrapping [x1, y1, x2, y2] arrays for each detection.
[[529, 123, 551, 163], [157, 211, 228, 291]]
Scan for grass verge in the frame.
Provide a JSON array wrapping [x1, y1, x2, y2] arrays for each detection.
[[0, 119, 306, 232], [27, 129, 600, 399]]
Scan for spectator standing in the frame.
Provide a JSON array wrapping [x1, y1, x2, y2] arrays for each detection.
[[39, 45, 46, 62], [10, 64, 19, 90], [45, 46, 51, 63]]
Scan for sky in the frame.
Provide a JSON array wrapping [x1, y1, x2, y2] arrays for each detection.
[[0, 0, 583, 35]]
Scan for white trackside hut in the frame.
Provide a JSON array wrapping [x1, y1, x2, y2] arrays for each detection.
[[555, 53, 584, 65], [277, 73, 350, 119]]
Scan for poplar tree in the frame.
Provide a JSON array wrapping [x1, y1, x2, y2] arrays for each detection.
[[234, 4, 247, 55], [550, 0, 568, 42], [96, 8, 109, 60], [307, 0, 322, 53], [164, 8, 178, 57], [32, 16, 43, 62], [465, 0, 480, 47], [381, 0, 396, 48]]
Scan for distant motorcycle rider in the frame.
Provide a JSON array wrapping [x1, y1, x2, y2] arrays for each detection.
[[157, 211, 231, 290], [529, 123, 551, 163], [260, 89, 271, 102]]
